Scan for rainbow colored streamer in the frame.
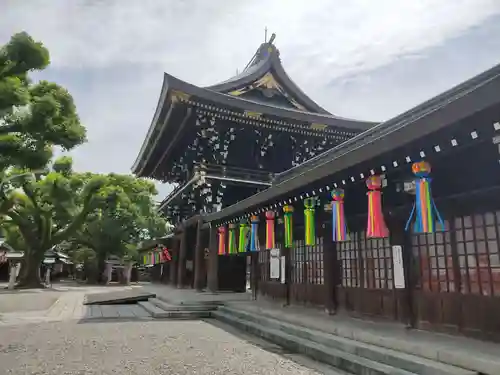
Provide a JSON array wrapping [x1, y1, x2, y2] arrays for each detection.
[[239, 221, 249, 253], [331, 189, 347, 242], [265, 211, 276, 249], [250, 215, 260, 252], [366, 176, 389, 238], [405, 161, 445, 233], [228, 223, 237, 254], [283, 205, 294, 248], [143, 252, 159, 265], [218, 226, 227, 255], [304, 198, 316, 246]]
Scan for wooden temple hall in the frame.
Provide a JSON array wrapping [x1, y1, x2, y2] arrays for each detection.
[[133, 35, 500, 341]]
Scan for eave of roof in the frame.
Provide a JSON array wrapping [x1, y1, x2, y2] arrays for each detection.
[[206, 42, 331, 115], [204, 61, 500, 223], [132, 72, 378, 175]]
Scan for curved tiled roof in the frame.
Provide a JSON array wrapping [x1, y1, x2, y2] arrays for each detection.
[[206, 41, 331, 115], [131, 40, 378, 176], [204, 60, 500, 222]]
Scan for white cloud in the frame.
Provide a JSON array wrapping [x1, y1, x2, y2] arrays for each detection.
[[1, 0, 500, 199], [3, 0, 499, 81]]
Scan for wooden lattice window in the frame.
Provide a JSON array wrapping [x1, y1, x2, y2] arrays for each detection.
[[411, 220, 454, 293], [338, 232, 361, 287], [455, 212, 500, 296], [258, 250, 269, 282], [291, 239, 305, 284], [306, 236, 324, 285], [290, 237, 324, 285], [360, 232, 393, 289]]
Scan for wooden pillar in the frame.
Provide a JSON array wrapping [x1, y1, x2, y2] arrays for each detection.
[[207, 225, 219, 293], [250, 252, 259, 300], [177, 227, 188, 288], [276, 216, 290, 306], [387, 211, 415, 327], [322, 219, 338, 314], [194, 218, 205, 291], [169, 238, 179, 285]]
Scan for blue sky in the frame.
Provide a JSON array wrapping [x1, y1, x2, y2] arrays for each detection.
[[2, 0, 500, 198]]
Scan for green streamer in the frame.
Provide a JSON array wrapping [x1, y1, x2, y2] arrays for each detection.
[[283, 205, 294, 248], [239, 221, 249, 253], [304, 198, 316, 246], [228, 223, 237, 254]]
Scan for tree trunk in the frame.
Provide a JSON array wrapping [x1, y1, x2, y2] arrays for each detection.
[[85, 254, 107, 285], [16, 252, 44, 289], [84, 260, 99, 284]]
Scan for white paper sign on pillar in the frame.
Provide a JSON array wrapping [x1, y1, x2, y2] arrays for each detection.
[[269, 249, 280, 279], [280, 256, 286, 284], [392, 245, 405, 289]]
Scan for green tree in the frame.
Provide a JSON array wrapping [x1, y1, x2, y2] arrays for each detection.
[[0, 158, 105, 288], [71, 174, 167, 283], [0, 32, 86, 170]]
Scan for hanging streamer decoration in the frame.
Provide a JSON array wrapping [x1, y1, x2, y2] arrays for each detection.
[[160, 246, 172, 262], [239, 220, 250, 253], [218, 226, 227, 255], [265, 211, 276, 249], [304, 198, 317, 246], [228, 223, 237, 255], [405, 161, 445, 233], [250, 215, 260, 252], [366, 175, 389, 238], [331, 189, 347, 242], [283, 205, 294, 248]]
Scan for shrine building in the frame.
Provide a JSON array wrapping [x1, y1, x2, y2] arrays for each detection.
[[133, 35, 500, 342]]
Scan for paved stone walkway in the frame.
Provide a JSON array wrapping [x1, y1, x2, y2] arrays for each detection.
[[0, 284, 145, 325], [0, 317, 325, 374]]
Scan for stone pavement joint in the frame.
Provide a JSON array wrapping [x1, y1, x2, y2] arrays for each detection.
[[0, 284, 147, 325]]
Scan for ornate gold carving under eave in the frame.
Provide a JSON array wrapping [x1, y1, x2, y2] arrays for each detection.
[[244, 111, 262, 118], [225, 72, 308, 111], [170, 90, 191, 103], [310, 123, 327, 131], [255, 72, 280, 90], [256, 73, 307, 111], [288, 97, 307, 111]]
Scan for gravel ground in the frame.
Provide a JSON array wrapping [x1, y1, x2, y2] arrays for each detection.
[[0, 320, 321, 375]]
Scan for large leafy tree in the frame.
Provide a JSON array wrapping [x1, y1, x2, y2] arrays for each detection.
[[71, 174, 167, 283], [0, 158, 106, 288], [0, 32, 86, 170]]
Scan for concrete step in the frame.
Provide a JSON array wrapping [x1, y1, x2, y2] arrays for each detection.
[[138, 300, 211, 319], [155, 295, 220, 309], [214, 310, 416, 375], [216, 306, 477, 375], [209, 319, 352, 375], [149, 297, 217, 312]]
